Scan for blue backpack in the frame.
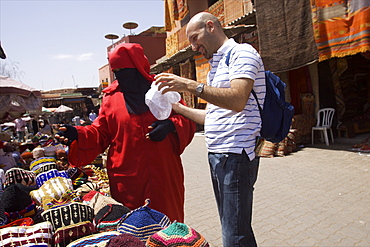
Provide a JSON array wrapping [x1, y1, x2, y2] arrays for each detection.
[[252, 71, 295, 143], [225, 50, 295, 143]]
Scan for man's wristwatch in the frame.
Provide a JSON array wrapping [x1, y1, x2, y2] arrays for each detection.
[[195, 83, 205, 97]]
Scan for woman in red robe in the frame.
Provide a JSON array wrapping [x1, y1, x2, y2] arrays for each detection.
[[62, 43, 195, 222]]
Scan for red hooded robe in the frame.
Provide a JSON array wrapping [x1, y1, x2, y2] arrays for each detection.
[[68, 43, 195, 222]]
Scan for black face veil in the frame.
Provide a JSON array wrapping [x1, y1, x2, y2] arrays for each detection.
[[114, 68, 151, 115]]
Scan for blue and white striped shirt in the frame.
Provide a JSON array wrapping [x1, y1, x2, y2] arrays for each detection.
[[205, 39, 266, 160]]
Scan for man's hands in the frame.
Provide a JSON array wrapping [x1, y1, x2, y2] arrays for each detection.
[[154, 73, 197, 95], [55, 124, 78, 146], [146, 119, 175, 142]]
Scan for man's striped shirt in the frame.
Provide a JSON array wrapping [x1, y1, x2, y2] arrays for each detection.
[[205, 38, 266, 160]]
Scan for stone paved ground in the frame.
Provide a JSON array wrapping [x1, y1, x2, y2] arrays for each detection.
[[182, 133, 370, 247]]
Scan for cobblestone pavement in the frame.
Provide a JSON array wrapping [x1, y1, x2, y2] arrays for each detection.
[[182, 133, 370, 247]]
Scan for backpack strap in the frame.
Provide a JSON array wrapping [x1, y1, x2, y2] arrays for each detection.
[[251, 90, 262, 115], [225, 46, 263, 116]]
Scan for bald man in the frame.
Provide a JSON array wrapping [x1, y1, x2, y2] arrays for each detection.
[[155, 12, 266, 246]]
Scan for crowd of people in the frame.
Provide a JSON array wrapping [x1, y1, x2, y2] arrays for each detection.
[[0, 127, 68, 180]]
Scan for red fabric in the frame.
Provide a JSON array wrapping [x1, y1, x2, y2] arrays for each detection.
[[0, 217, 34, 229], [53, 221, 96, 247], [68, 82, 195, 222], [289, 66, 312, 115], [108, 43, 154, 82], [82, 190, 105, 202]]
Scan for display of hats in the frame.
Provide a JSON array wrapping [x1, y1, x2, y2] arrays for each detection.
[[82, 190, 104, 202], [30, 176, 73, 205], [75, 181, 100, 198], [117, 199, 171, 242], [43, 145, 58, 157], [12, 152, 21, 164], [41, 189, 81, 211], [32, 147, 45, 159], [37, 162, 57, 174], [30, 157, 57, 174], [0, 217, 34, 229], [106, 233, 145, 247], [40, 138, 54, 148], [146, 221, 210, 247], [56, 159, 70, 172], [1, 183, 34, 213], [93, 204, 131, 232], [41, 202, 94, 230], [0, 198, 7, 226], [0, 146, 213, 247], [4, 201, 37, 223], [66, 167, 88, 189], [0, 221, 54, 247], [20, 151, 33, 160], [80, 165, 94, 177], [87, 192, 123, 215], [36, 168, 70, 188], [3, 167, 37, 188], [53, 221, 96, 247], [90, 165, 109, 182], [56, 149, 68, 160], [66, 231, 121, 247]]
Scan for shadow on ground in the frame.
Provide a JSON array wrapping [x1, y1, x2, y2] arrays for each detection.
[[298, 132, 370, 153]]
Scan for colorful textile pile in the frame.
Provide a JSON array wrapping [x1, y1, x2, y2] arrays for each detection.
[[67, 231, 121, 246], [41, 202, 94, 229], [94, 204, 131, 232], [106, 233, 145, 246], [36, 169, 69, 187], [4, 167, 36, 188], [0, 159, 209, 247], [311, 0, 370, 61], [53, 221, 96, 247], [0, 221, 54, 246], [146, 221, 209, 247], [30, 157, 57, 174], [30, 176, 74, 205], [256, 129, 298, 158], [117, 199, 171, 242]]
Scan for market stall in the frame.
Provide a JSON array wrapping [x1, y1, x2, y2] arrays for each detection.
[[0, 76, 42, 123]]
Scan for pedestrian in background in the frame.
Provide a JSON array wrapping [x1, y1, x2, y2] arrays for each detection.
[[154, 12, 266, 247], [72, 115, 81, 126], [14, 118, 26, 142], [88, 110, 97, 123], [40, 119, 52, 135], [31, 118, 39, 135], [0, 141, 16, 172]]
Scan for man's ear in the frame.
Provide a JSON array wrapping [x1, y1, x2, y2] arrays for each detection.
[[205, 20, 215, 33]]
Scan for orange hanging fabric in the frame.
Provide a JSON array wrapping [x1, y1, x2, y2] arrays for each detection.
[[311, 0, 370, 61]]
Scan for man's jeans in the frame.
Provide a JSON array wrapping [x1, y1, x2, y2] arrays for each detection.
[[208, 151, 259, 247]]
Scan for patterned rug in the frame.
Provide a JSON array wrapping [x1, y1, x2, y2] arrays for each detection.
[[311, 0, 370, 61], [255, 0, 318, 72]]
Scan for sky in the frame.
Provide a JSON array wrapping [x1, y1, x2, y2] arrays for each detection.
[[0, 0, 164, 91]]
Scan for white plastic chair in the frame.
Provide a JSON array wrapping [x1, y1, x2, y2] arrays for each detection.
[[312, 108, 335, 146]]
